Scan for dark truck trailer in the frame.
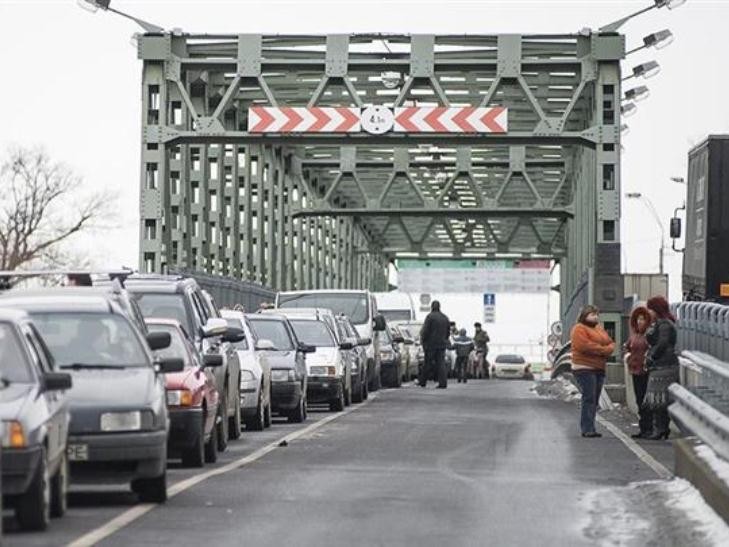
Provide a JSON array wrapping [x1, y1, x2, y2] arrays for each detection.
[[683, 135, 729, 302]]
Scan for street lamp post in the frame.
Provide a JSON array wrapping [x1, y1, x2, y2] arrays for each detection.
[[625, 192, 665, 274]]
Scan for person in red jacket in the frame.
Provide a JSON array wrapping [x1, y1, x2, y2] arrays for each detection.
[[623, 306, 651, 438], [570, 305, 615, 438]]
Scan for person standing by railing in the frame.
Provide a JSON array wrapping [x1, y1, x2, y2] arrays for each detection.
[[623, 306, 652, 438], [643, 295, 680, 440], [570, 305, 615, 438]]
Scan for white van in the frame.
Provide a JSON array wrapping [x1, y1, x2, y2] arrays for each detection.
[[275, 290, 386, 391], [373, 292, 416, 323]]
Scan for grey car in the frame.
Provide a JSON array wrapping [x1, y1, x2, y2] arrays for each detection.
[[0, 290, 181, 503], [0, 308, 72, 531]]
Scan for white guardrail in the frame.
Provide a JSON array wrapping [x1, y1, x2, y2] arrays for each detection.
[[669, 351, 729, 462]]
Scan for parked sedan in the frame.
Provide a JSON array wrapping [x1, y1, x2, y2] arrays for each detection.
[[0, 290, 181, 503], [0, 309, 72, 531], [379, 326, 403, 388], [220, 309, 272, 431], [335, 315, 369, 403], [397, 325, 420, 381], [145, 319, 222, 467], [246, 313, 310, 423], [492, 354, 534, 380]]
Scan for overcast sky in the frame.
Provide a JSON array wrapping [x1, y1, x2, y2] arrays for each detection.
[[1, 0, 727, 306]]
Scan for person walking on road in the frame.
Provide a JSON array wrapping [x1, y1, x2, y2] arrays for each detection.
[[570, 305, 615, 438], [453, 328, 474, 383], [643, 296, 679, 440], [473, 322, 490, 379], [419, 300, 451, 389], [623, 306, 652, 438]]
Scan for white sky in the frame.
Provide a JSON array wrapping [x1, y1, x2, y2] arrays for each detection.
[[1, 0, 727, 306]]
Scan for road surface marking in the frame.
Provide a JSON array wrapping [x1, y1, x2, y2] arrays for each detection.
[[67, 394, 378, 547], [597, 415, 673, 480]]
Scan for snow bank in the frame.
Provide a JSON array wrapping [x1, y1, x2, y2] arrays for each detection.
[[531, 376, 581, 402], [696, 444, 729, 486]]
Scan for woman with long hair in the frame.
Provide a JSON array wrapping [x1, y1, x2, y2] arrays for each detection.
[[624, 306, 652, 438], [643, 296, 679, 440], [570, 305, 616, 438]]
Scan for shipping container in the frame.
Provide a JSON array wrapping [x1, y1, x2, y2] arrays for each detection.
[[683, 135, 729, 302]]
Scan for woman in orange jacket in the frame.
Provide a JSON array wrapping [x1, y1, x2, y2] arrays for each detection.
[[570, 305, 616, 437]]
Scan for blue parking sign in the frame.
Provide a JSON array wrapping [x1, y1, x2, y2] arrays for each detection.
[[483, 293, 495, 306]]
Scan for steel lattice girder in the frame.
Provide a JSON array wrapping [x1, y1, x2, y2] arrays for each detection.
[[138, 32, 625, 310]]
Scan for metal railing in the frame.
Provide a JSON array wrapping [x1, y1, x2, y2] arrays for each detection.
[[673, 301, 729, 361], [170, 269, 275, 312]]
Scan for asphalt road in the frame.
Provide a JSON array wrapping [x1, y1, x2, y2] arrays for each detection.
[[4, 379, 675, 546]]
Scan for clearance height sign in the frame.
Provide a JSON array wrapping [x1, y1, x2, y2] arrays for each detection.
[[396, 259, 551, 294]]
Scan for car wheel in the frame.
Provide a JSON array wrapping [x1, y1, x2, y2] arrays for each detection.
[[288, 394, 305, 423], [133, 472, 167, 503], [246, 389, 265, 431], [181, 414, 206, 468], [330, 386, 345, 412], [344, 383, 352, 406], [217, 393, 228, 452], [352, 378, 363, 403], [204, 416, 218, 463], [50, 450, 68, 518], [16, 445, 50, 530], [394, 366, 402, 388], [363, 377, 369, 400], [229, 389, 242, 440], [264, 397, 272, 428]]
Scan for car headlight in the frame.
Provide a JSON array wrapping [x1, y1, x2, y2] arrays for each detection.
[[310, 366, 336, 376], [167, 390, 193, 407], [351, 361, 359, 371], [100, 411, 142, 432], [2, 420, 26, 448], [240, 370, 256, 382], [380, 349, 394, 360], [271, 369, 295, 382]]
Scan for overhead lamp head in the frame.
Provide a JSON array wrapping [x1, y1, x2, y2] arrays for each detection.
[[621, 124, 630, 135], [625, 192, 642, 199], [624, 86, 650, 102], [381, 71, 402, 90], [633, 61, 661, 80], [77, 0, 109, 11], [644, 29, 674, 49], [656, 0, 687, 9], [621, 102, 638, 118]]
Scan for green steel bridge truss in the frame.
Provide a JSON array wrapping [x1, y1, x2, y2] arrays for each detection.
[[137, 32, 625, 327]]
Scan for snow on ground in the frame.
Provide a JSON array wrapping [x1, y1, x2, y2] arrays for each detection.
[[583, 478, 729, 546], [696, 444, 729, 485], [531, 375, 581, 402]]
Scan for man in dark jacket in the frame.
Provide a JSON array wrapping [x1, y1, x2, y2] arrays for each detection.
[[453, 328, 474, 383], [473, 322, 491, 379], [419, 300, 451, 388]]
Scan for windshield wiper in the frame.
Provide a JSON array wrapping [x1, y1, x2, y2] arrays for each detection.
[[60, 363, 125, 370]]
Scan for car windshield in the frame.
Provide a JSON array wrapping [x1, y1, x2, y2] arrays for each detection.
[[495, 355, 526, 364], [402, 323, 422, 338], [278, 293, 368, 325], [0, 322, 34, 383], [381, 310, 411, 322], [290, 319, 335, 347], [146, 324, 193, 367], [31, 312, 149, 368], [223, 318, 249, 350], [133, 293, 193, 336], [381, 328, 393, 344], [248, 319, 294, 351]]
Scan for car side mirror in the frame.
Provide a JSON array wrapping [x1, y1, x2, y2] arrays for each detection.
[[202, 317, 228, 339], [393, 336, 405, 344], [298, 342, 316, 354], [339, 341, 354, 351], [358, 337, 372, 346], [146, 331, 171, 351], [670, 217, 682, 239], [373, 315, 387, 332], [203, 354, 224, 368], [222, 327, 245, 343], [158, 357, 184, 373], [255, 339, 276, 351], [42, 372, 72, 392], [404, 339, 414, 345]]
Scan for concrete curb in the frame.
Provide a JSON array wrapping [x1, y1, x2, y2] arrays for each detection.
[[675, 436, 729, 524]]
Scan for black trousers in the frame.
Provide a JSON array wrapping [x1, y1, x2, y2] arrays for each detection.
[[421, 348, 447, 388], [455, 355, 468, 382], [632, 374, 651, 434]]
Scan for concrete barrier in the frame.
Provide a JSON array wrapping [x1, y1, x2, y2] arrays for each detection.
[[675, 436, 729, 524]]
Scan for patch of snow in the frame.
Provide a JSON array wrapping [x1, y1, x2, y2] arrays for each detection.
[[661, 478, 729, 546], [532, 377, 581, 402], [696, 444, 729, 486]]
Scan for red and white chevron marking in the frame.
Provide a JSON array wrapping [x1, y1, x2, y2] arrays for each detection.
[[393, 107, 508, 133], [248, 107, 361, 133]]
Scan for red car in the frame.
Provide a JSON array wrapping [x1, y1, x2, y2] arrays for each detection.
[[145, 318, 223, 467]]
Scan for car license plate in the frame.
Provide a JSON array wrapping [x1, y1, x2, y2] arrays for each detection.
[[68, 444, 89, 461]]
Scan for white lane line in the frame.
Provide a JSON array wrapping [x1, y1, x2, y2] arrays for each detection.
[[67, 394, 378, 547], [597, 415, 673, 480]]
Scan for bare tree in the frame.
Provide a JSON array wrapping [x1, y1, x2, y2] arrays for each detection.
[[0, 146, 115, 271]]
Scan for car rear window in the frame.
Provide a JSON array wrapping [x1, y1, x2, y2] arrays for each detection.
[[0, 322, 33, 383], [289, 319, 335, 347], [278, 293, 368, 325], [248, 319, 294, 351], [495, 355, 526, 364], [146, 324, 193, 367], [133, 293, 193, 336], [223, 318, 249, 350]]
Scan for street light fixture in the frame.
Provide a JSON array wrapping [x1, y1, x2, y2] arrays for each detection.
[[621, 102, 638, 118], [624, 86, 650, 103], [627, 30, 675, 55], [77, 0, 165, 33], [625, 192, 665, 274], [600, 0, 687, 32], [623, 61, 661, 81], [670, 176, 686, 184]]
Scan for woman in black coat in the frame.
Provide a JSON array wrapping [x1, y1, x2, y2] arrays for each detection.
[[643, 296, 679, 440]]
